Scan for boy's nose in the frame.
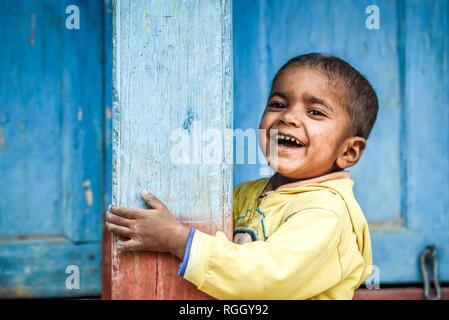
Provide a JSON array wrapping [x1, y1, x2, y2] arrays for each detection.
[[279, 109, 302, 128]]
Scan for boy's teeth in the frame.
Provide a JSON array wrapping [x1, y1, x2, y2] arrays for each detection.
[[276, 133, 303, 146], [278, 134, 301, 146]]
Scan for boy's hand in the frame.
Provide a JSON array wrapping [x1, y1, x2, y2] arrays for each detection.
[[105, 190, 190, 260]]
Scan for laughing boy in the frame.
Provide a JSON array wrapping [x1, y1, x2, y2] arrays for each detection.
[[106, 53, 377, 300]]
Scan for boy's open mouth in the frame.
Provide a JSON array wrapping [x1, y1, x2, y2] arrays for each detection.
[[272, 132, 304, 149]]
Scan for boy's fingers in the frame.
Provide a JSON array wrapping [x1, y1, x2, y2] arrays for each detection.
[[106, 222, 132, 238], [110, 205, 146, 219], [116, 239, 139, 251], [141, 190, 167, 210], [106, 212, 132, 228]]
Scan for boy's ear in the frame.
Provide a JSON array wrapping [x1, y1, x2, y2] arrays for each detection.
[[336, 137, 366, 169]]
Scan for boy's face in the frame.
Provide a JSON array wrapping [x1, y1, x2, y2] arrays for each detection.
[[259, 66, 362, 180]]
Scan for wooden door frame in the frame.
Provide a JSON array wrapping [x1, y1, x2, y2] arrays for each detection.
[[103, 0, 232, 299]]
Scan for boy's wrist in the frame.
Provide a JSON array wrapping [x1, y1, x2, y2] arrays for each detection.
[[168, 223, 191, 260]]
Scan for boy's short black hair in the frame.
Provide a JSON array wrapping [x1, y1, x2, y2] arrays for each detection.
[[271, 53, 379, 139]]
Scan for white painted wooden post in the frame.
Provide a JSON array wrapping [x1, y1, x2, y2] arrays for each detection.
[[109, 0, 232, 299]]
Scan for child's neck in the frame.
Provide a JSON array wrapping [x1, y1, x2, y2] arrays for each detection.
[[271, 167, 344, 190], [270, 173, 298, 191]]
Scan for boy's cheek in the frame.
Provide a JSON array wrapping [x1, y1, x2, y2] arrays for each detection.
[[259, 113, 273, 130]]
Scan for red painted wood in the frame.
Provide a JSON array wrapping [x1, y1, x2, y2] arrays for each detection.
[[101, 219, 111, 300], [110, 245, 157, 299], [154, 222, 234, 299], [107, 223, 231, 299], [354, 288, 449, 300]]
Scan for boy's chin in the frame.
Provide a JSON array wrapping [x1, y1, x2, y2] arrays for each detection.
[[269, 161, 305, 177]]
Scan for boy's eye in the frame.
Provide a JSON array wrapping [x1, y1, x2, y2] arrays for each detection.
[[268, 102, 286, 109], [308, 109, 325, 117]]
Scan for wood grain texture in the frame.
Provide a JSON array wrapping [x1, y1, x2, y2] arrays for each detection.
[[111, 0, 232, 299]]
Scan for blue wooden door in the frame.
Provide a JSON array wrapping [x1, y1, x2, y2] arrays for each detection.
[[233, 0, 449, 283], [0, 0, 105, 297]]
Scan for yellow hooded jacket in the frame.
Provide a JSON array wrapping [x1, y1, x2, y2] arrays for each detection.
[[178, 171, 372, 299]]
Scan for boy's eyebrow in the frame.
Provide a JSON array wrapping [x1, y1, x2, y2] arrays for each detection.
[[268, 91, 289, 101], [304, 94, 335, 113]]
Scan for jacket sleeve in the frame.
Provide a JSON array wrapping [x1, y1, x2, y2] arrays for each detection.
[[180, 208, 344, 299]]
